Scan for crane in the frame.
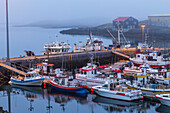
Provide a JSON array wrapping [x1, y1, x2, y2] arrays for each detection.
[[105, 27, 118, 44]]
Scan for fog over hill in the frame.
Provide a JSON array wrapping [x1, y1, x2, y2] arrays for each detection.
[[14, 17, 114, 28]]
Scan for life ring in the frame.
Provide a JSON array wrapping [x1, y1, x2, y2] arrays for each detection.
[[114, 75, 117, 78]]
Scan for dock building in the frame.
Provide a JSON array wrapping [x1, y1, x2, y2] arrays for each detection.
[[112, 17, 138, 32], [148, 14, 170, 27]]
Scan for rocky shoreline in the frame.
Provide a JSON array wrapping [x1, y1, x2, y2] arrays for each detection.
[[60, 24, 170, 43]]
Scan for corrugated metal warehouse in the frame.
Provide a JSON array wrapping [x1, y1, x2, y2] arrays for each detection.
[[148, 14, 170, 27]]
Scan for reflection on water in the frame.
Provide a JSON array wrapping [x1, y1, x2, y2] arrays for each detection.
[[0, 84, 164, 113]]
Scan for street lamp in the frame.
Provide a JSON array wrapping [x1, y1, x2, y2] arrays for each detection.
[[6, 0, 10, 63], [141, 24, 146, 43]]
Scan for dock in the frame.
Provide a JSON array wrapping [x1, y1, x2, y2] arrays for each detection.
[[0, 50, 132, 77], [0, 63, 25, 75], [112, 51, 130, 59]]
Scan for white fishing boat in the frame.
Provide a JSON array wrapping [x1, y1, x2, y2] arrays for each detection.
[[92, 79, 142, 101], [75, 57, 110, 84], [130, 50, 170, 68], [155, 94, 170, 106], [42, 36, 71, 55], [10, 72, 44, 86]]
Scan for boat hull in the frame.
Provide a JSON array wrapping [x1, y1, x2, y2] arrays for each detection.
[[11, 78, 44, 86], [76, 74, 106, 84], [126, 83, 170, 93], [93, 89, 142, 101], [49, 81, 89, 94]]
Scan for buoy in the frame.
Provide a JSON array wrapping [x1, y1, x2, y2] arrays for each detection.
[[43, 82, 46, 88]]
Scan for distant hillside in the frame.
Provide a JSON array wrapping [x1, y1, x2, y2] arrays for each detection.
[[60, 23, 170, 42]]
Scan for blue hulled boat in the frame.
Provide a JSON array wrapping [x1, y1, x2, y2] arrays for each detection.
[[49, 75, 89, 93]]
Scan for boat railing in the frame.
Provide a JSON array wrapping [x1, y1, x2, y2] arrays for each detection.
[[135, 83, 170, 89]]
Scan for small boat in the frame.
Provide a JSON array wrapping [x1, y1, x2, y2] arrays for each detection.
[[92, 79, 142, 101], [155, 94, 170, 106], [49, 75, 89, 93], [10, 72, 44, 86]]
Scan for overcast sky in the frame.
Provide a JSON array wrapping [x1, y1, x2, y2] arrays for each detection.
[[0, 0, 170, 25]]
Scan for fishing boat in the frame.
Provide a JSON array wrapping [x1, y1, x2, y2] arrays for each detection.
[[42, 36, 71, 55], [33, 59, 55, 76], [75, 57, 110, 84], [73, 37, 104, 53], [155, 94, 170, 106], [92, 79, 142, 101], [130, 50, 170, 68], [126, 62, 170, 93], [123, 62, 158, 74], [49, 75, 89, 93], [10, 72, 44, 86]]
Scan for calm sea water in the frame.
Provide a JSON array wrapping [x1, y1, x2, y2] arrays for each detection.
[[0, 26, 170, 58], [0, 84, 163, 113]]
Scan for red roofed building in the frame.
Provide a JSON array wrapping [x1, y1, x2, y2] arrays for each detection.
[[113, 16, 138, 32]]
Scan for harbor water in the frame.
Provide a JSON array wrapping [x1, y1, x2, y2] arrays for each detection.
[[0, 84, 164, 113]]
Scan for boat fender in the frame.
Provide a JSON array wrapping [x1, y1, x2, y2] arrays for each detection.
[[114, 75, 117, 78]]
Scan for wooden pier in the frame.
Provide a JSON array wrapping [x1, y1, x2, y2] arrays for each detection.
[[0, 63, 25, 75], [112, 51, 130, 59]]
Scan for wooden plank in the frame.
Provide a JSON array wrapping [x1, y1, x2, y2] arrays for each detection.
[[0, 63, 25, 75], [112, 51, 129, 59]]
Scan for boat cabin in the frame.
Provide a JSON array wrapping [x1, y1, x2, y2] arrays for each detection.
[[78, 63, 99, 77], [15, 72, 40, 80], [54, 76, 78, 86], [42, 41, 71, 55], [35, 62, 54, 75]]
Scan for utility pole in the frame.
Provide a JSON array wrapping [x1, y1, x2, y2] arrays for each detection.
[[6, 0, 10, 63]]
